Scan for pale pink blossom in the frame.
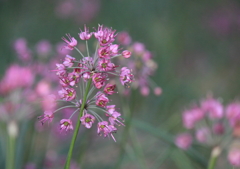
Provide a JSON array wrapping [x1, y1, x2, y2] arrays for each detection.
[[201, 97, 223, 119], [122, 50, 131, 58], [60, 119, 73, 131], [104, 83, 116, 95], [140, 86, 149, 96], [120, 67, 134, 87], [95, 92, 109, 107], [117, 31, 132, 45], [226, 102, 240, 126], [175, 133, 192, 150], [182, 107, 204, 129], [98, 59, 116, 71], [63, 55, 76, 67], [36, 40, 51, 56], [62, 34, 77, 50], [80, 113, 95, 128], [38, 111, 54, 125], [97, 121, 117, 141], [228, 149, 240, 166], [58, 87, 76, 101], [195, 128, 209, 143], [79, 25, 92, 40], [94, 25, 117, 46], [92, 73, 106, 89], [154, 87, 162, 96]]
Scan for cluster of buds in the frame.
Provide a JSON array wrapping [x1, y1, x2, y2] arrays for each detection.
[[175, 95, 240, 167], [39, 25, 134, 141], [116, 32, 161, 96]]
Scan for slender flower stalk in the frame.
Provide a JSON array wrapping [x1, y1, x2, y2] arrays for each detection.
[[207, 147, 221, 169], [64, 79, 92, 169]]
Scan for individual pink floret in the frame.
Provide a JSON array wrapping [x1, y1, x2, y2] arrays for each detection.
[[79, 25, 92, 40], [182, 107, 204, 129], [80, 113, 95, 129], [195, 128, 209, 143], [92, 73, 106, 89], [98, 59, 116, 71], [38, 111, 54, 125], [122, 50, 131, 58], [228, 149, 240, 167], [109, 111, 124, 126], [104, 83, 116, 95], [95, 92, 109, 107], [94, 25, 117, 46], [98, 44, 119, 59], [140, 86, 150, 96], [119, 67, 134, 88], [201, 97, 223, 119], [55, 64, 66, 77], [60, 119, 73, 131], [58, 87, 76, 101], [154, 87, 162, 96], [63, 55, 76, 67], [175, 133, 192, 150], [36, 40, 52, 56], [106, 105, 116, 115], [97, 121, 117, 142], [62, 34, 77, 50], [226, 102, 240, 126], [116, 31, 132, 45]]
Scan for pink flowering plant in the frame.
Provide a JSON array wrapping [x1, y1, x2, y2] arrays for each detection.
[[116, 31, 161, 96], [175, 94, 240, 168], [38, 24, 134, 169]]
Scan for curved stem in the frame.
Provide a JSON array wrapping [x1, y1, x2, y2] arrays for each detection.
[[207, 146, 221, 169], [64, 79, 92, 169]]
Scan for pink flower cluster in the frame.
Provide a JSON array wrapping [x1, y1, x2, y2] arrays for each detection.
[[116, 32, 161, 96], [39, 25, 134, 141], [175, 95, 240, 167]]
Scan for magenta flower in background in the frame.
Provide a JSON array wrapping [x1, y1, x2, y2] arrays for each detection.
[[228, 149, 240, 167], [116, 33, 161, 96], [175, 133, 192, 150]]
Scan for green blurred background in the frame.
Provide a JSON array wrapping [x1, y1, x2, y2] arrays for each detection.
[[1, 0, 240, 168]]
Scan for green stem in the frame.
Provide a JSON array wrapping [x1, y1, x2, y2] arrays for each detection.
[[64, 79, 92, 169], [6, 121, 17, 169], [207, 146, 221, 169], [6, 135, 15, 169]]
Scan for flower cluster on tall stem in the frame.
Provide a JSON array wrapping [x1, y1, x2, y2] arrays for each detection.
[[38, 24, 134, 169], [174, 94, 240, 167]]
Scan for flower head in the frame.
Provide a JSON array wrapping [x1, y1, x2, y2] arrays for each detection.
[[228, 149, 240, 167]]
